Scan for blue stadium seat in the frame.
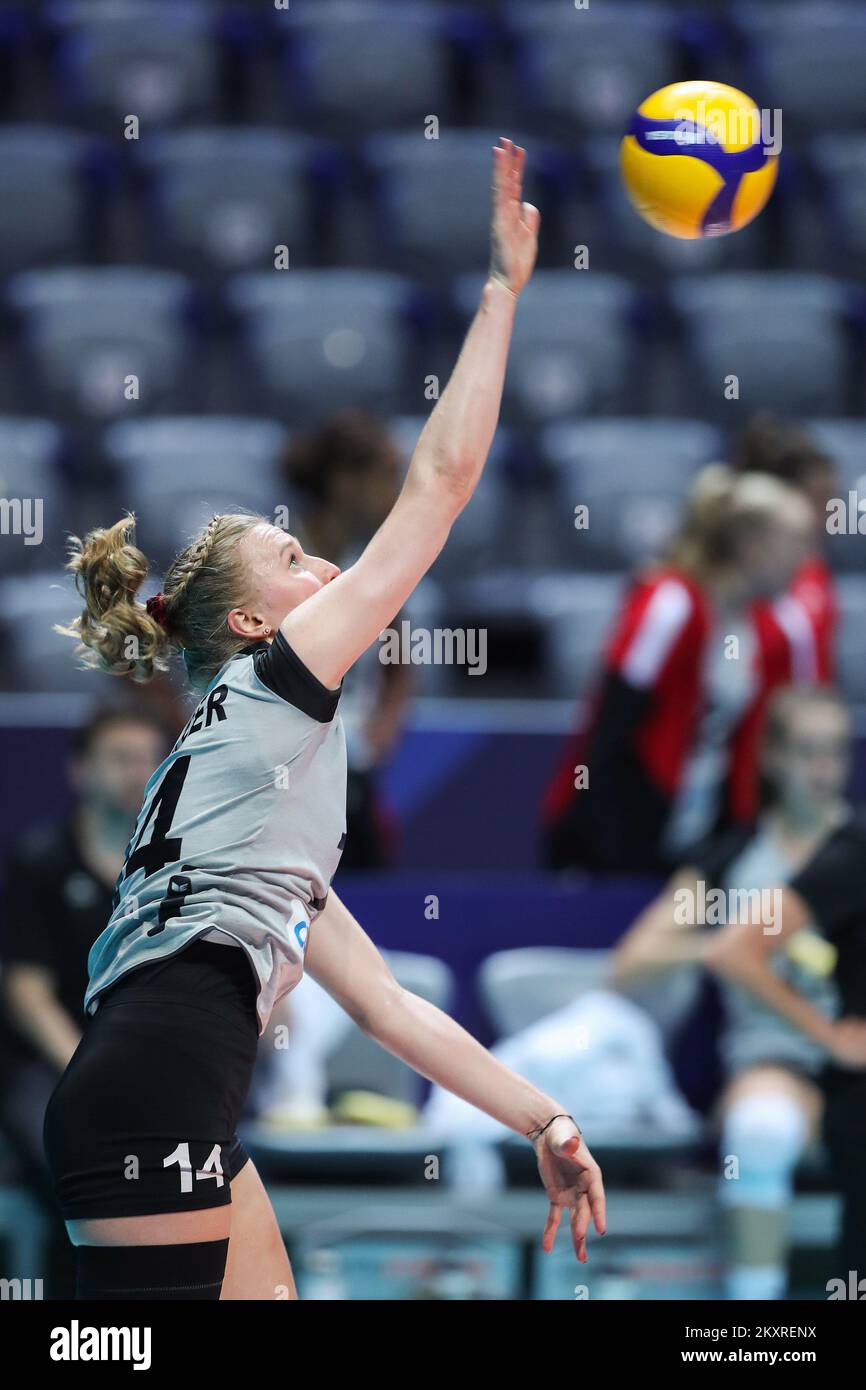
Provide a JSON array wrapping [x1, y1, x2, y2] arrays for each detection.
[[137, 128, 336, 272], [362, 129, 552, 273], [454, 271, 641, 420], [0, 125, 110, 272], [669, 273, 852, 418], [506, 2, 677, 133], [541, 418, 723, 569], [228, 270, 418, 420], [280, 2, 461, 129], [48, 0, 223, 126], [736, 2, 866, 131], [7, 267, 197, 419], [102, 416, 290, 565]]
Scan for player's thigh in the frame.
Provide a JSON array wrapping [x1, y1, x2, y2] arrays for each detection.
[[718, 1064, 823, 1141], [221, 1160, 296, 1301]]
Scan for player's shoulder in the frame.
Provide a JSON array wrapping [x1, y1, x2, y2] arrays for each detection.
[[236, 632, 342, 724]]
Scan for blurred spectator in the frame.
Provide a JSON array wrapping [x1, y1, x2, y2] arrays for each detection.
[[613, 685, 849, 1299], [542, 467, 817, 874], [281, 411, 412, 868], [0, 706, 168, 1293], [734, 414, 839, 679]]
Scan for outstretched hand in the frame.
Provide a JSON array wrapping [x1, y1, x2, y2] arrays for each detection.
[[534, 1116, 606, 1264], [489, 138, 540, 298]]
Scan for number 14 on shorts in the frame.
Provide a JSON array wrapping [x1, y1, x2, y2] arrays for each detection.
[[163, 1141, 224, 1193]]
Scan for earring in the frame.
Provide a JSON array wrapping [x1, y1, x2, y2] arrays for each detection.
[[264, 626, 272, 636]]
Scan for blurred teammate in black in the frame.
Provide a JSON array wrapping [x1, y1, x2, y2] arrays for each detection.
[[709, 795, 866, 1280], [0, 707, 167, 1294]]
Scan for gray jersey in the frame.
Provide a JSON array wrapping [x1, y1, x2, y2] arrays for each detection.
[[85, 633, 347, 1032]]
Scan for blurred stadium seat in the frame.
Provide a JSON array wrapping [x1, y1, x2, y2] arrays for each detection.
[[362, 128, 553, 275], [102, 415, 290, 566], [736, 2, 866, 132], [529, 572, 625, 698], [454, 271, 642, 421], [669, 272, 855, 418], [0, 567, 96, 692], [836, 576, 866, 702], [0, 125, 111, 270], [505, 2, 678, 134], [479, 947, 614, 1037], [0, 417, 65, 574], [542, 418, 723, 569], [6, 266, 198, 418], [279, 2, 470, 130], [228, 269, 420, 421], [137, 127, 338, 273], [47, 0, 225, 127]]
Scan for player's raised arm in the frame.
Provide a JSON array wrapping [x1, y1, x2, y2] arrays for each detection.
[[281, 138, 540, 690]]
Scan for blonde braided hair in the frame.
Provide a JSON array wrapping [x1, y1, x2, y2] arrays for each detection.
[[58, 511, 265, 689]]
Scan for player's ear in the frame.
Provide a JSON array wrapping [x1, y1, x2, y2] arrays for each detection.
[[226, 608, 261, 641]]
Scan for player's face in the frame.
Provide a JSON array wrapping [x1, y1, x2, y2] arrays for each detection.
[[242, 522, 341, 631], [739, 509, 813, 599], [769, 703, 850, 814], [73, 722, 166, 818]]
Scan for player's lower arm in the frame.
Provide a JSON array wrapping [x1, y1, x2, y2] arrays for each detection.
[[706, 935, 834, 1048], [366, 985, 564, 1140]]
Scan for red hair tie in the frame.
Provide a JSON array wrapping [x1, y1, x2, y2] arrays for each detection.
[[146, 592, 169, 628]]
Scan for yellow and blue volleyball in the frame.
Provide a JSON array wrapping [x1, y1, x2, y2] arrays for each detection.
[[619, 80, 779, 239]]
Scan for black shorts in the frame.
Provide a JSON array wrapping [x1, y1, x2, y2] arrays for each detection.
[[44, 940, 260, 1222]]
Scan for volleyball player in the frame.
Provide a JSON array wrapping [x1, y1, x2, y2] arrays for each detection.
[[43, 140, 605, 1300]]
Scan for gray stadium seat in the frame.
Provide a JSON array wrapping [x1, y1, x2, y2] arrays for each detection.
[[7, 267, 195, 419], [454, 271, 639, 420], [362, 129, 549, 273], [228, 270, 415, 420], [542, 418, 722, 569], [835, 576, 866, 702], [811, 134, 866, 267], [281, 2, 453, 127], [49, 0, 221, 126], [506, 2, 676, 133], [388, 414, 512, 578], [0, 126, 98, 270], [0, 569, 100, 693], [479, 947, 614, 1038], [528, 572, 625, 698], [0, 418, 65, 575], [326, 951, 455, 1105], [737, 3, 866, 131], [138, 128, 327, 271], [103, 416, 290, 565], [670, 273, 851, 418]]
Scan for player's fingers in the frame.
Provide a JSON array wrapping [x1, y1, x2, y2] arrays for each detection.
[[542, 1202, 562, 1253], [588, 1172, 607, 1236], [570, 1202, 588, 1263], [521, 203, 540, 236]]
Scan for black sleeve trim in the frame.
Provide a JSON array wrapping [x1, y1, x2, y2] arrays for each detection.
[[252, 631, 342, 722]]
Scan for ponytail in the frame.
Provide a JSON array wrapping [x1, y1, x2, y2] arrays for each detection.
[[56, 514, 171, 683]]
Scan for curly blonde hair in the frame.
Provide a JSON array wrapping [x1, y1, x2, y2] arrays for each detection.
[[57, 511, 265, 690]]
